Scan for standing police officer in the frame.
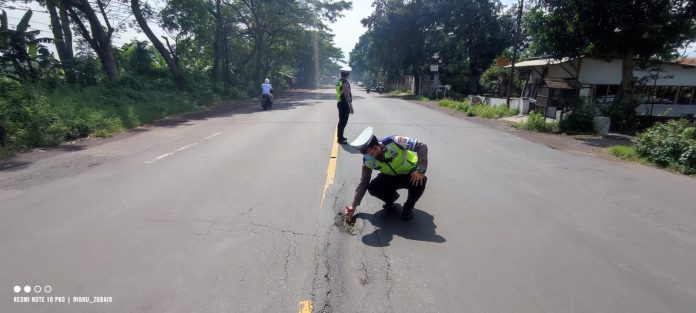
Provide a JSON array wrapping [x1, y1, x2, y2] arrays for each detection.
[[346, 127, 428, 221], [336, 69, 354, 144]]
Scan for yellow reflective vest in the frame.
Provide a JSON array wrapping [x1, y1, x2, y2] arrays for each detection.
[[363, 142, 418, 175]]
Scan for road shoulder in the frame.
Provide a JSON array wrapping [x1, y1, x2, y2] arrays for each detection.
[[410, 98, 633, 162]]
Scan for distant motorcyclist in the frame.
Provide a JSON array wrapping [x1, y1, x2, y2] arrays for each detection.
[[261, 78, 273, 110], [378, 82, 384, 94]]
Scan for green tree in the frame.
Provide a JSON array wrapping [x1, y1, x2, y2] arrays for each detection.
[[526, 0, 696, 130], [439, 0, 514, 94], [160, 0, 216, 74], [352, 0, 513, 95], [361, 0, 442, 94], [289, 30, 343, 88], [227, 0, 350, 85], [130, 0, 186, 87], [0, 10, 53, 80], [62, 0, 122, 81], [349, 32, 376, 83], [479, 57, 523, 97], [43, 0, 75, 81]]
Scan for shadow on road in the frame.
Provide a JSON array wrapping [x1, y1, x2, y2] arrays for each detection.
[[152, 90, 324, 128], [574, 135, 632, 148], [0, 160, 31, 171], [306, 89, 365, 101], [354, 206, 446, 247], [0, 145, 88, 172], [340, 144, 361, 154]]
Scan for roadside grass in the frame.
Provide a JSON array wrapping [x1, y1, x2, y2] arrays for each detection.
[[607, 145, 641, 161], [0, 76, 235, 157], [389, 89, 413, 96], [438, 99, 518, 119], [607, 144, 692, 175], [472, 104, 519, 119], [401, 94, 430, 101]]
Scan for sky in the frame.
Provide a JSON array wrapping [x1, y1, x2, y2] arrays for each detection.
[[327, 0, 374, 66]]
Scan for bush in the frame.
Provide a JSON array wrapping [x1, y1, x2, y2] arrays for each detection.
[[559, 103, 595, 133], [635, 119, 696, 174], [0, 82, 68, 147], [519, 111, 557, 133], [598, 101, 642, 133]]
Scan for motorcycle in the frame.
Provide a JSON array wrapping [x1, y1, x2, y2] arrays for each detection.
[[366, 86, 371, 93], [261, 94, 273, 110], [377, 86, 384, 94]]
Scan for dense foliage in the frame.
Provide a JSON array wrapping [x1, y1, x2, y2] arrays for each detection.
[[350, 0, 516, 96], [0, 0, 349, 152], [558, 103, 595, 133], [635, 120, 696, 174]]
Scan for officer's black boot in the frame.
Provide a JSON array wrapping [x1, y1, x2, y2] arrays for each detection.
[[401, 205, 413, 221], [382, 192, 399, 210], [401, 196, 415, 221]]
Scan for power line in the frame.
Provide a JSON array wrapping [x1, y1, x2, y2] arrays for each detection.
[[6, 15, 53, 27], [0, 5, 50, 14], [6, 23, 53, 33]]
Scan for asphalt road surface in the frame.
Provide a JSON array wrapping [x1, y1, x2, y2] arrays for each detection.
[[2, 88, 696, 313]]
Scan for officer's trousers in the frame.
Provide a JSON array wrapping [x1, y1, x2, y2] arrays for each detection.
[[336, 103, 350, 141], [367, 173, 427, 211]]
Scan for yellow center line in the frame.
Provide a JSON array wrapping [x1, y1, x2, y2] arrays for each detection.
[[320, 127, 340, 208], [299, 300, 313, 313]]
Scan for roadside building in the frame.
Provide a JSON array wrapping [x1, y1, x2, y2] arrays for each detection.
[[513, 57, 696, 118]]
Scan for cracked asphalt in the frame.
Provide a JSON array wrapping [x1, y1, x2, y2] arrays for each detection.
[[2, 88, 696, 313]]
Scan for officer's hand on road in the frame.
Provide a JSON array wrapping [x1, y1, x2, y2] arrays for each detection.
[[345, 205, 356, 218], [410, 171, 426, 186]]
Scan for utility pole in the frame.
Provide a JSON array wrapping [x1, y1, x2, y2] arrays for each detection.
[[506, 0, 524, 105]]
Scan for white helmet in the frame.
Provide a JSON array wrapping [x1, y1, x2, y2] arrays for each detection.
[[264, 78, 270, 84]]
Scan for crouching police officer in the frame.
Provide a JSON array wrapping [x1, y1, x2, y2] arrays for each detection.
[[345, 127, 428, 221]]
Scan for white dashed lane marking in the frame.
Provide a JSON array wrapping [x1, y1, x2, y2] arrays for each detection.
[[203, 132, 222, 140], [174, 143, 197, 152], [145, 132, 221, 164]]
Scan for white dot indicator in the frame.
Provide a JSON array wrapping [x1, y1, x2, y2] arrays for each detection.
[[13, 286, 21, 293], [23, 285, 31, 293]]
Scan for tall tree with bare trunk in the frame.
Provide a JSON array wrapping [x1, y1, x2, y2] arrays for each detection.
[[130, 0, 186, 87]]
